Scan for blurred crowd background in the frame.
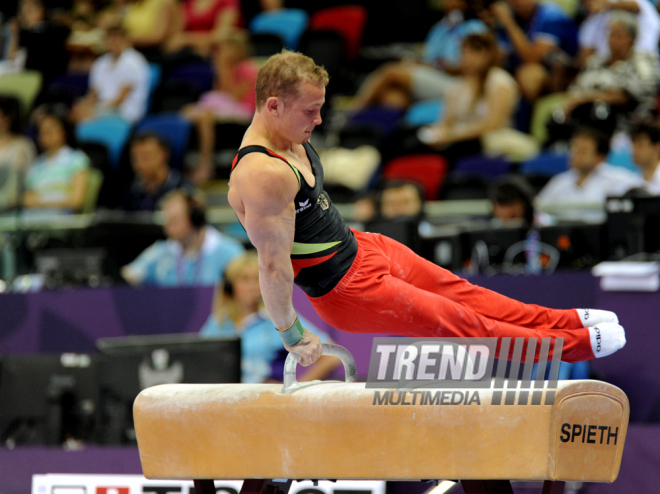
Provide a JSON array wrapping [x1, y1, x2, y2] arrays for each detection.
[[1, 0, 660, 457]]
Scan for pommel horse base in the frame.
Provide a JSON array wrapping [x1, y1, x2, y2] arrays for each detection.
[[134, 344, 629, 494]]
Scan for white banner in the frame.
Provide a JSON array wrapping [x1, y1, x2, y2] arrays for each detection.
[[32, 475, 386, 494]]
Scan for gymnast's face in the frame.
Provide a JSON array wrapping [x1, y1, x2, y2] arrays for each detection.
[[277, 82, 325, 144]]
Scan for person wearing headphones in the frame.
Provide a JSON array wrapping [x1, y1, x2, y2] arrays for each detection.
[[121, 189, 244, 286], [200, 252, 340, 383]]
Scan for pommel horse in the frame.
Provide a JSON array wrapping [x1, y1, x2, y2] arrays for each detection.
[[134, 344, 629, 494]]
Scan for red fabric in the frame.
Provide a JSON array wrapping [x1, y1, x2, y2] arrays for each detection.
[[309, 6, 367, 60], [309, 229, 594, 363], [183, 0, 239, 32], [382, 154, 448, 201]]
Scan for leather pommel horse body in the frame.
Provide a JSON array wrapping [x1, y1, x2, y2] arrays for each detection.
[[134, 345, 629, 494]]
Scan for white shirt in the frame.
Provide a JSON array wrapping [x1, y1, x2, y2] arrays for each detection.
[[642, 162, 660, 194], [89, 47, 150, 123], [537, 162, 643, 204], [578, 0, 660, 58]]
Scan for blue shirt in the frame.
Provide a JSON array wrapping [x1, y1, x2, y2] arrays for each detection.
[[200, 311, 329, 383], [526, 2, 578, 57], [126, 226, 244, 286]]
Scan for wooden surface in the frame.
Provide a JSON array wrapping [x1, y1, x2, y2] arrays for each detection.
[[134, 380, 628, 482]]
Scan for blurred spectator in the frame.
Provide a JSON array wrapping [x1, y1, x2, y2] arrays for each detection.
[[352, 0, 487, 110], [23, 107, 90, 213], [352, 191, 378, 222], [72, 24, 150, 124], [200, 252, 339, 383], [490, 0, 578, 101], [419, 33, 527, 165], [380, 180, 425, 219], [563, 11, 658, 132], [123, 131, 196, 211], [577, 0, 660, 67], [631, 122, 660, 194], [122, 0, 177, 57], [181, 32, 257, 182], [165, 0, 240, 58], [7, 0, 70, 83], [489, 175, 535, 225], [0, 96, 36, 211], [537, 127, 642, 205], [121, 189, 244, 286]]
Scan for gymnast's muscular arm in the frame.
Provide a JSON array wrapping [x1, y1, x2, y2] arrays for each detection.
[[229, 154, 323, 366]]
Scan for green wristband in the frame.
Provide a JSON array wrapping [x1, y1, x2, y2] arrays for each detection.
[[278, 315, 304, 346]]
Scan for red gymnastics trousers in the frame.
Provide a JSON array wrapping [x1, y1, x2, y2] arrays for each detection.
[[308, 229, 594, 363]]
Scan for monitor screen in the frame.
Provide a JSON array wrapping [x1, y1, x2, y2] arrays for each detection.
[[0, 353, 98, 446], [95, 334, 240, 444]]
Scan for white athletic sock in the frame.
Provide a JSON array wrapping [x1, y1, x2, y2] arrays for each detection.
[[576, 309, 619, 327], [588, 323, 626, 358]]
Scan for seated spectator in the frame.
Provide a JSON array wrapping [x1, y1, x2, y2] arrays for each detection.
[[71, 24, 150, 124], [7, 0, 70, 83], [121, 189, 244, 286], [537, 127, 642, 206], [490, 0, 578, 101], [489, 175, 535, 226], [352, 0, 487, 110], [123, 131, 195, 211], [631, 123, 660, 194], [0, 96, 36, 211], [577, 0, 660, 67], [379, 180, 425, 220], [23, 107, 90, 213], [419, 33, 525, 165], [562, 11, 658, 132], [165, 0, 240, 58], [200, 252, 339, 383], [181, 32, 257, 182], [122, 0, 177, 57]]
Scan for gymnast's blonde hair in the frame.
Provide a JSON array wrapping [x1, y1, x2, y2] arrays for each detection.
[[255, 50, 329, 108]]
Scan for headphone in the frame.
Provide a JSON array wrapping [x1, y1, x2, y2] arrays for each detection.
[[182, 191, 206, 229], [223, 277, 234, 297]]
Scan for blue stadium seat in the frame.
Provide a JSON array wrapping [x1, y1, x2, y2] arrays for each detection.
[[136, 114, 192, 170], [404, 99, 444, 127], [165, 62, 214, 93], [147, 63, 162, 111], [520, 152, 569, 177], [249, 9, 308, 50], [76, 115, 133, 168], [453, 155, 511, 178], [607, 148, 639, 173]]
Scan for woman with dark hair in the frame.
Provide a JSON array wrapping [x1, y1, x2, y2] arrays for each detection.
[[22, 108, 90, 213], [0, 96, 35, 211], [419, 32, 534, 164], [351, 0, 488, 110]]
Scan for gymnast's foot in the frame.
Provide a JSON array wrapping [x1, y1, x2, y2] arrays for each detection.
[[589, 323, 626, 358], [576, 308, 619, 327]]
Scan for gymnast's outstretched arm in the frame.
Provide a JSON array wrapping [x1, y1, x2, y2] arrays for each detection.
[[229, 153, 323, 366]]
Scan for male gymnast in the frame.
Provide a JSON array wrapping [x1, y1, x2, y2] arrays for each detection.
[[228, 51, 626, 367]]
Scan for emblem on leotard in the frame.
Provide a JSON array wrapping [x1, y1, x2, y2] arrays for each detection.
[[317, 193, 329, 211]]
